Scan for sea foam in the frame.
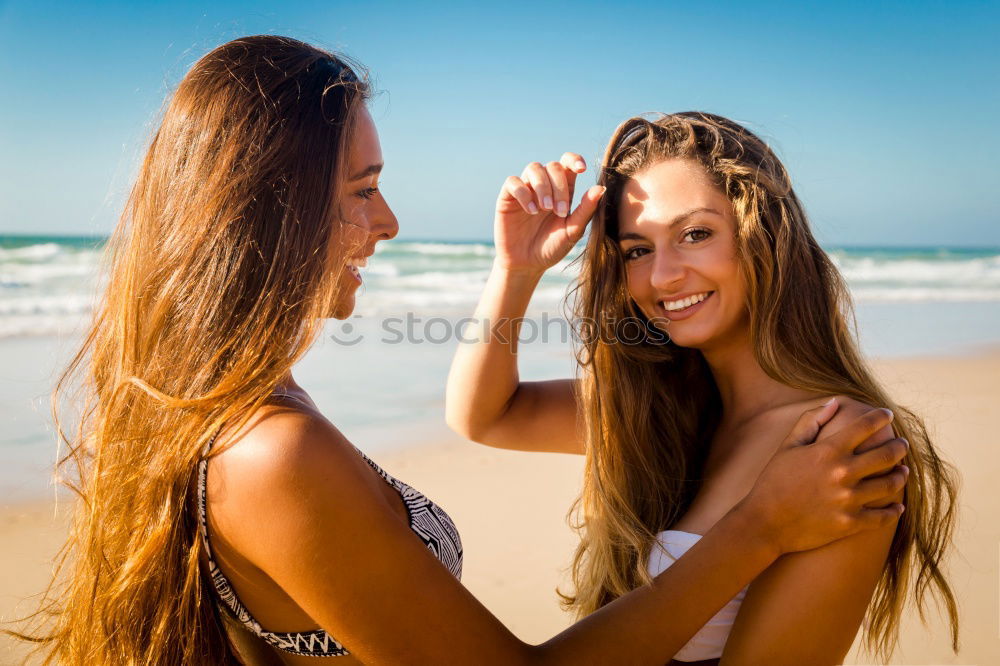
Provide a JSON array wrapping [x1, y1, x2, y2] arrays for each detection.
[[2, 238, 998, 338]]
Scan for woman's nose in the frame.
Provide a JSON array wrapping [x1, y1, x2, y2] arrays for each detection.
[[372, 196, 399, 240], [650, 253, 685, 291]]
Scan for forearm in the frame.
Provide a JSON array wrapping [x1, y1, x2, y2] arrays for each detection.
[[531, 505, 779, 665], [445, 263, 544, 441]]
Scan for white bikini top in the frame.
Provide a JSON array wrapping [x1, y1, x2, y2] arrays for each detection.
[[647, 530, 748, 662]]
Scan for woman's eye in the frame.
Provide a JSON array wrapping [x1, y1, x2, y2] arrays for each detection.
[[357, 186, 379, 200], [623, 246, 649, 261], [683, 228, 711, 243]]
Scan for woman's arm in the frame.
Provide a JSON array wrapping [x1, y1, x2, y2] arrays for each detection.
[[720, 398, 904, 665], [446, 152, 602, 454], [445, 265, 581, 453], [216, 400, 907, 665]]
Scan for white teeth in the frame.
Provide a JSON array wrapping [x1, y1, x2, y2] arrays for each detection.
[[661, 292, 710, 312], [346, 256, 368, 269]]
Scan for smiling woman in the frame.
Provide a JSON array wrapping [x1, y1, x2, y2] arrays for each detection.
[[566, 112, 960, 663], [8, 35, 386, 664], [446, 111, 960, 665]]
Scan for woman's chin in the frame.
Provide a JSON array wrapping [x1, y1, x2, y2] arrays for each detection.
[[668, 338, 703, 351], [662, 326, 712, 350], [668, 322, 749, 354], [329, 294, 357, 320]]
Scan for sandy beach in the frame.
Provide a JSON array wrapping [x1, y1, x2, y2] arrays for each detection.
[[2, 349, 998, 665]]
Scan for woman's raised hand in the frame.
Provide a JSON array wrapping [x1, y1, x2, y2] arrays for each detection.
[[494, 152, 606, 274]]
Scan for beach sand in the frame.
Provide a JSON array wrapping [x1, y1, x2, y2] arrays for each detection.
[[2, 351, 997, 664]]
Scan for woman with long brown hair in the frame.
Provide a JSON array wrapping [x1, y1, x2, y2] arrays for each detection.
[[447, 113, 959, 664], [13, 38, 911, 665]]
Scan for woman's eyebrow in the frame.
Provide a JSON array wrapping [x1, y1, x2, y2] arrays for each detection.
[[348, 163, 383, 181], [669, 207, 721, 226], [618, 232, 646, 242]]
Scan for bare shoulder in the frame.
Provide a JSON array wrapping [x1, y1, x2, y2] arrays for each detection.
[[205, 402, 388, 567], [717, 394, 871, 463], [754, 395, 832, 429], [749, 394, 882, 439], [724, 395, 832, 452], [210, 402, 360, 491]]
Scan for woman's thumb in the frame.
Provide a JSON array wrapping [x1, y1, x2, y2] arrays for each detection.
[[782, 397, 840, 448], [566, 185, 605, 241]]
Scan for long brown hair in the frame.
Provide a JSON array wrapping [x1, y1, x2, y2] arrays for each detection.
[[9, 35, 370, 664], [563, 112, 959, 660]]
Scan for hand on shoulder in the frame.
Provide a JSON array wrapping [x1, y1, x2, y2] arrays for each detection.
[[816, 395, 898, 456]]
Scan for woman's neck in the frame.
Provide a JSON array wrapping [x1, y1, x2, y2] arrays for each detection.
[[701, 339, 812, 432], [273, 370, 302, 396]]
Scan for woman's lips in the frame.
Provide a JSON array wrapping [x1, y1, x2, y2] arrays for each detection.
[[659, 291, 713, 321]]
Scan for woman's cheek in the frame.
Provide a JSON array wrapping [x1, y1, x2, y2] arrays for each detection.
[[626, 263, 648, 293]]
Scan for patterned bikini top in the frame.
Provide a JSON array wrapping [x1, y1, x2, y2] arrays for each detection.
[[196, 402, 463, 657]]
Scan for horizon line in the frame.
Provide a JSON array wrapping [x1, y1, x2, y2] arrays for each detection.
[[0, 232, 997, 252]]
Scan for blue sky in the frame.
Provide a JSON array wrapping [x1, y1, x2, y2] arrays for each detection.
[[1, 1, 997, 245]]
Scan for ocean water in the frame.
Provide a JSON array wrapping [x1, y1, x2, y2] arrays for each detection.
[[1, 235, 999, 499], [3, 235, 999, 337]]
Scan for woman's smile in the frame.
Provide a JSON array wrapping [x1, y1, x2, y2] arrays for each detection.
[[345, 255, 368, 284], [658, 290, 715, 321]]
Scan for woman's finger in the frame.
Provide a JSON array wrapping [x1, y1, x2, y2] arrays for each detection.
[[847, 437, 909, 480], [556, 152, 585, 213], [780, 397, 842, 448], [818, 407, 894, 454], [546, 161, 572, 218], [853, 464, 909, 506], [559, 152, 587, 174], [853, 504, 906, 534], [521, 162, 553, 212], [500, 176, 538, 215], [564, 186, 605, 243]]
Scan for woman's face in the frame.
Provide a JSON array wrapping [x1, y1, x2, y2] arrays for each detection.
[[330, 106, 399, 319], [616, 158, 748, 353]]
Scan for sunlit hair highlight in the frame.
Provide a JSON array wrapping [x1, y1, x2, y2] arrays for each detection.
[[562, 112, 959, 661], [7, 35, 370, 664]]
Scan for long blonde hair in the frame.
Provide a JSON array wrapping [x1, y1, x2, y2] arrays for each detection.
[[563, 112, 959, 660], [9, 35, 369, 664]]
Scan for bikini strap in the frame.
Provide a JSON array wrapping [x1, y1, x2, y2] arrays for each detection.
[[196, 430, 221, 562]]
